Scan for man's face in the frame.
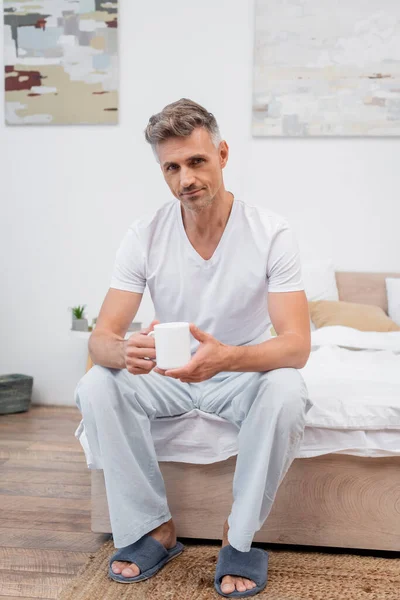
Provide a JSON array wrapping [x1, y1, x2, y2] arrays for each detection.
[[156, 127, 229, 213]]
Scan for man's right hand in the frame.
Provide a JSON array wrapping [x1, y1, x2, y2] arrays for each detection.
[[124, 320, 160, 375]]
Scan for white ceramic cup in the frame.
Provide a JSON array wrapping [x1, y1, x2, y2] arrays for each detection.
[[148, 322, 192, 370]]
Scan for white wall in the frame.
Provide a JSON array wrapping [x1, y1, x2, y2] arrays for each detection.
[[1, 0, 399, 406]]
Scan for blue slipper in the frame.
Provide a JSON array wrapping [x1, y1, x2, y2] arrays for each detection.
[[108, 533, 184, 583], [214, 544, 269, 598]]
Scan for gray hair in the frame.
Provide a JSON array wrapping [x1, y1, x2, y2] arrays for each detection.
[[144, 98, 222, 163]]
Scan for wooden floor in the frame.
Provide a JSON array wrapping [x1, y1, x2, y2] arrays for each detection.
[[0, 405, 110, 599]]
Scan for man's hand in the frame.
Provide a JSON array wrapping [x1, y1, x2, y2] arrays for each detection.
[[124, 320, 160, 375], [154, 323, 229, 382]]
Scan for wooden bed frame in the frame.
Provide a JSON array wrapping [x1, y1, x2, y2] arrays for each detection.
[[90, 271, 400, 551]]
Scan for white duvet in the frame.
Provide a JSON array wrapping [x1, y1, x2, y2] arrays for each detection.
[[301, 326, 400, 430], [310, 325, 400, 353]]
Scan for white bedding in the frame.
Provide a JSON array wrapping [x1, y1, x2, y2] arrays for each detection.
[[75, 326, 400, 468], [301, 326, 400, 430], [310, 325, 400, 352]]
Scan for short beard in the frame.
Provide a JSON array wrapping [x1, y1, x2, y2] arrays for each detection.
[[181, 193, 214, 214]]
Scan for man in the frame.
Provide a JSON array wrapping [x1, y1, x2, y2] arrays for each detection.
[[74, 98, 313, 598]]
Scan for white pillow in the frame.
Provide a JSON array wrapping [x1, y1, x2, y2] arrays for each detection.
[[385, 278, 400, 326], [301, 260, 339, 302]]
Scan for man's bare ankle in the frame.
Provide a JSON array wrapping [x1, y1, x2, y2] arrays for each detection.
[[150, 518, 175, 542], [222, 519, 229, 547], [155, 517, 174, 531]]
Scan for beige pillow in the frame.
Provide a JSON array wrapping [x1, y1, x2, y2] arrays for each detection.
[[309, 300, 400, 332]]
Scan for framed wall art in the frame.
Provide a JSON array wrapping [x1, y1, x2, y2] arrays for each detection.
[[4, 0, 119, 125], [253, 0, 400, 136]]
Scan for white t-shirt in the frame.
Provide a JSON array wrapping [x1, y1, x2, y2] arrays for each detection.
[[110, 198, 304, 353]]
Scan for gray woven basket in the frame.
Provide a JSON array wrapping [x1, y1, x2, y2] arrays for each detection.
[[0, 374, 33, 415]]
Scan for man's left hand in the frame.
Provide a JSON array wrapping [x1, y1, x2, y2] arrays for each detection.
[[153, 323, 229, 382]]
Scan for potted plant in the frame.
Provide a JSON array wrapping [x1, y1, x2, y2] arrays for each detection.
[[71, 304, 88, 331]]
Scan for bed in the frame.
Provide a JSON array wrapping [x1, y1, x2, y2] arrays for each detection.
[[81, 271, 400, 551]]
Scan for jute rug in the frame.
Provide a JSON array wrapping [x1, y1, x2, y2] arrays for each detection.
[[58, 538, 400, 600]]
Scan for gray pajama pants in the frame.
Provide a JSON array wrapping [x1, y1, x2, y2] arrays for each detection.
[[74, 364, 313, 552]]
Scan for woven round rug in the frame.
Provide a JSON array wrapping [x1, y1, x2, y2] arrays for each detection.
[[58, 538, 400, 600]]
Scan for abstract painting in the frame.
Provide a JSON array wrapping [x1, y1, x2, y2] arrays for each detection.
[[253, 0, 400, 136], [4, 0, 118, 125]]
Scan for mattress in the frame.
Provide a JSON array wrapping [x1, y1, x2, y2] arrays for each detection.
[[75, 325, 400, 469]]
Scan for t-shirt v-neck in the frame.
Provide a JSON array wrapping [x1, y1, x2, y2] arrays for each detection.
[[110, 197, 305, 351], [176, 197, 238, 268]]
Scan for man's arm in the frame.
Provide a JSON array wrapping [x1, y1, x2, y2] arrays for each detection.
[[88, 288, 143, 369], [224, 290, 311, 372]]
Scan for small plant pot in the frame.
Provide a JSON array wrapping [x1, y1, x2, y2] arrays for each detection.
[[0, 374, 33, 414], [72, 318, 89, 331]]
